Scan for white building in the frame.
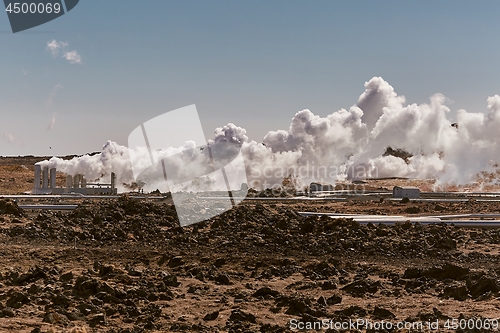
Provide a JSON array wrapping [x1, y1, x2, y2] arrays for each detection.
[[392, 186, 420, 199]]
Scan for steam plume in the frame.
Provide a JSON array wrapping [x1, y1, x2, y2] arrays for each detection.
[[36, 77, 500, 191]]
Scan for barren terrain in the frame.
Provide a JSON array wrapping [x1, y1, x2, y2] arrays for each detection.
[[0, 157, 500, 332]]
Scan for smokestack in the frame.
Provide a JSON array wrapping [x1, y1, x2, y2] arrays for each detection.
[[34, 165, 41, 190], [81, 176, 87, 188], [50, 168, 56, 188], [65, 175, 73, 188], [73, 175, 80, 188], [42, 168, 49, 189], [111, 172, 116, 193]]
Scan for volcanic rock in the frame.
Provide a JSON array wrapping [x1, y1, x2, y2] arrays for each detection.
[[228, 309, 256, 323], [373, 306, 396, 319], [203, 310, 219, 321], [341, 278, 380, 296]]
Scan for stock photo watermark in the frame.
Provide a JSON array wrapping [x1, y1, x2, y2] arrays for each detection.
[[4, 0, 79, 33], [290, 318, 500, 331]]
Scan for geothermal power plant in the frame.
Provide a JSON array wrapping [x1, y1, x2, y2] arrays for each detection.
[[20, 160, 500, 228], [32, 164, 117, 195]]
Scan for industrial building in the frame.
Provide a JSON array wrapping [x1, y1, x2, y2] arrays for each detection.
[[392, 186, 420, 199], [32, 165, 117, 195], [309, 182, 335, 193]]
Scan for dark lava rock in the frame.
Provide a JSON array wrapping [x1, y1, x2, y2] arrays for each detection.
[[89, 313, 108, 327], [260, 323, 287, 333], [74, 276, 100, 297], [423, 264, 469, 280], [162, 273, 181, 287], [52, 293, 71, 307], [77, 302, 96, 316], [43, 312, 69, 325], [317, 296, 327, 307], [65, 310, 85, 321], [405, 206, 421, 214], [127, 267, 143, 277], [228, 309, 256, 323], [341, 278, 380, 296], [299, 218, 315, 234], [403, 268, 421, 279], [214, 258, 226, 267], [418, 308, 450, 321], [326, 294, 342, 305], [373, 306, 395, 319], [203, 310, 219, 321], [253, 287, 280, 298], [434, 204, 446, 211], [433, 237, 457, 250], [442, 285, 468, 301], [168, 256, 184, 268], [321, 280, 337, 290], [0, 199, 25, 216], [60, 271, 74, 282], [404, 264, 469, 281], [98, 264, 115, 277], [376, 226, 390, 237], [278, 296, 319, 316], [14, 266, 46, 285], [1, 307, 16, 318], [6, 291, 29, 308], [337, 306, 367, 317], [306, 261, 338, 279], [467, 276, 500, 298], [214, 273, 231, 285]]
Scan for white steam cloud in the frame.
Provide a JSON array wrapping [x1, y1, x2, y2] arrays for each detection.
[[36, 77, 500, 192], [46, 84, 62, 107], [46, 113, 57, 131]]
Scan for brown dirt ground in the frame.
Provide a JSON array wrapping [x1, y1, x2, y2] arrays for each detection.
[[1, 157, 500, 332]]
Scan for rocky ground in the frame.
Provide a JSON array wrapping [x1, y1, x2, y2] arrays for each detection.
[[0, 196, 500, 332]]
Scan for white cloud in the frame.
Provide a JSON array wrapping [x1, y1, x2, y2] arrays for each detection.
[[1, 133, 23, 146], [62, 50, 82, 64], [46, 40, 68, 57], [46, 40, 82, 64]]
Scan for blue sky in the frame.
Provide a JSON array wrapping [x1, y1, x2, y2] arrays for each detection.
[[1, 0, 499, 156]]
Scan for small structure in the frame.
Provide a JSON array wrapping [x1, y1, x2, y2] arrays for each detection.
[[33, 165, 117, 195], [392, 186, 420, 199], [310, 182, 334, 193], [33, 165, 57, 194]]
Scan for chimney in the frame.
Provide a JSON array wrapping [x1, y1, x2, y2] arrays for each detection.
[[34, 165, 41, 190], [49, 168, 56, 189], [73, 174, 80, 188], [42, 168, 49, 189], [111, 172, 116, 193], [65, 175, 73, 188]]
